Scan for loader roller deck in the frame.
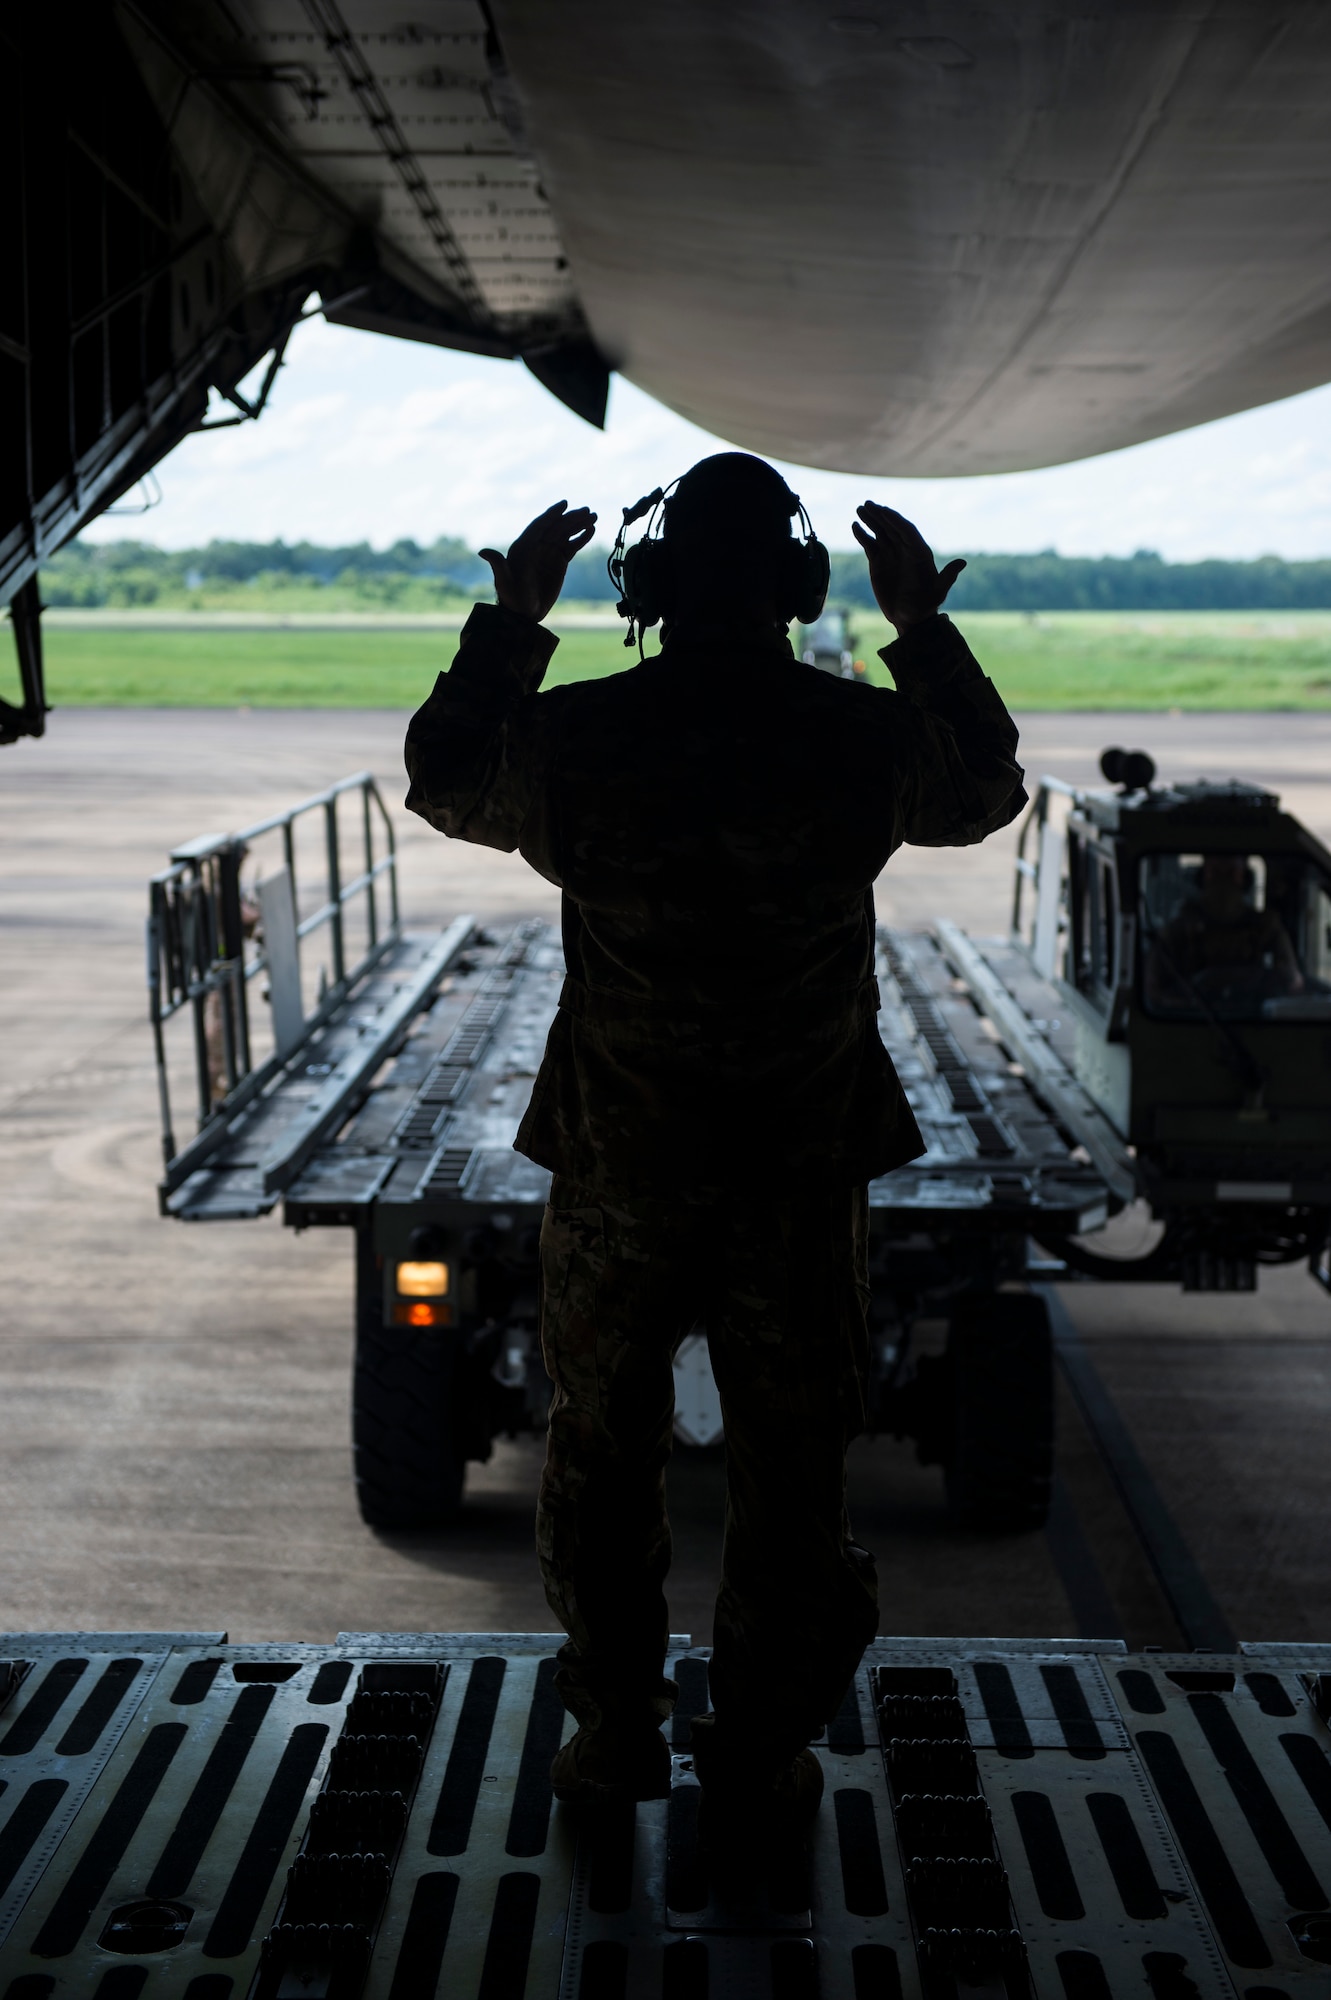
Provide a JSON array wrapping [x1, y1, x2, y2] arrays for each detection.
[[4, 1631, 1331, 1997], [161, 917, 1110, 1235]]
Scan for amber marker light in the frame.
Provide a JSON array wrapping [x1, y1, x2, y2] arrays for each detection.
[[395, 1260, 449, 1297], [394, 1300, 449, 1328]]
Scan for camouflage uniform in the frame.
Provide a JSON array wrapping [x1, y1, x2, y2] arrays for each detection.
[[405, 603, 1025, 1749], [537, 1175, 877, 1759]]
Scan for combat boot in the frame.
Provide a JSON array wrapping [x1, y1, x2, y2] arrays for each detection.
[[550, 1718, 672, 1805], [689, 1715, 825, 1827]]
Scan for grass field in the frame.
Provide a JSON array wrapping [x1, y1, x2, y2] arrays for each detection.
[[16, 610, 1331, 710]]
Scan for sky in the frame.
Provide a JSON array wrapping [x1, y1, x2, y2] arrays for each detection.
[[84, 312, 1331, 561]]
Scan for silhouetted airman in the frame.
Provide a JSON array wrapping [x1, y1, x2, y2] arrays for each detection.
[[405, 453, 1026, 1822]]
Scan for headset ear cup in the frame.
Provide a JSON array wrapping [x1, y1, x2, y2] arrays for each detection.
[[622, 538, 670, 629], [790, 537, 830, 625]]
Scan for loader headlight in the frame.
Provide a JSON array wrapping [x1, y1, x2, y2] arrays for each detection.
[[396, 1259, 449, 1297]]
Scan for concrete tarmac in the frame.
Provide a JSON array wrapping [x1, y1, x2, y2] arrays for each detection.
[[2, 707, 1329, 1648]]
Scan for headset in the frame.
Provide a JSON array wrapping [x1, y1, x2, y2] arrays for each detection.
[[607, 470, 831, 651]]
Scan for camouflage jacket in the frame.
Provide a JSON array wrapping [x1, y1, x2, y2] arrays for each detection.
[[404, 605, 1026, 1193]]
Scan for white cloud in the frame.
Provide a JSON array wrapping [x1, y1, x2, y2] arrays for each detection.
[[82, 315, 1331, 559]]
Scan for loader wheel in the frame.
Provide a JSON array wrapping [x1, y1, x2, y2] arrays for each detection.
[[944, 1291, 1054, 1531], [352, 1234, 466, 1529]]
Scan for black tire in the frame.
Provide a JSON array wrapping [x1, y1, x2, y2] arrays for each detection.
[[352, 1232, 466, 1529], [944, 1291, 1054, 1531]]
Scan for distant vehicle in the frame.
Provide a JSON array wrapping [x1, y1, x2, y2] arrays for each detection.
[[799, 607, 866, 680]]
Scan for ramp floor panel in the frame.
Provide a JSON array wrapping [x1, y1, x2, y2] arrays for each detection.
[[1, 1635, 1330, 1996]]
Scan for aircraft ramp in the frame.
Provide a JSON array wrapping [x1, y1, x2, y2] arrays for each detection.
[[2, 1631, 1331, 1996]]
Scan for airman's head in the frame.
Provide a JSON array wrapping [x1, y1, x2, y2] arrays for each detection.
[[661, 452, 804, 623]]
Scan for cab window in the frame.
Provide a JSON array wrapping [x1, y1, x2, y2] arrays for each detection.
[[1139, 851, 1331, 1021]]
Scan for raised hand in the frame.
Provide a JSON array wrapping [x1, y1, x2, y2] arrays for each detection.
[[851, 502, 965, 632], [480, 501, 598, 623]]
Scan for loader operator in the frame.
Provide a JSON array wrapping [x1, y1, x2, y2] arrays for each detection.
[[404, 453, 1026, 1830], [1145, 853, 1304, 1013]]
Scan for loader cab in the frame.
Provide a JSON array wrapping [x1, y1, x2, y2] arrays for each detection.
[[1014, 749, 1331, 1171]]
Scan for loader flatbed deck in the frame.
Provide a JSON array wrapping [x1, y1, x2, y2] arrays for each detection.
[[164, 920, 1110, 1240]]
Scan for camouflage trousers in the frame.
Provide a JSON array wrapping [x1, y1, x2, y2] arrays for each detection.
[[536, 1175, 879, 1765]]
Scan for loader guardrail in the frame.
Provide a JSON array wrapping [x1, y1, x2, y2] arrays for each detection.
[[148, 771, 400, 1197]]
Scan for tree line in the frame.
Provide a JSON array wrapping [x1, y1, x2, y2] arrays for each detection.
[[40, 536, 492, 605], [39, 536, 1331, 610]]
